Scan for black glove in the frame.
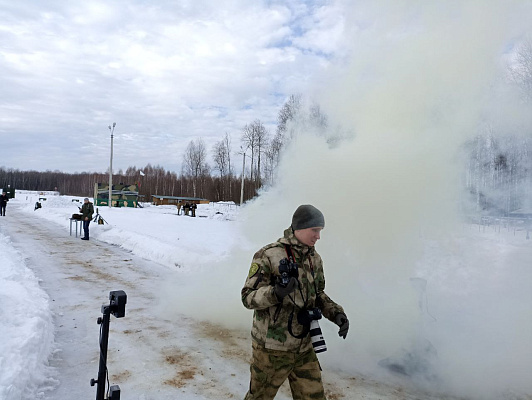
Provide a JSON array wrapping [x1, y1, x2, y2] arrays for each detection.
[[335, 312, 349, 339], [274, 277, 298, 301]]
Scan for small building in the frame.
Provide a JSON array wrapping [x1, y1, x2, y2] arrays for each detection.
[[94, 183, 139, 207], [151, 195, 209, 206]]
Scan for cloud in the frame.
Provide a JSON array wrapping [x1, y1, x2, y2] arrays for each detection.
[[0, 0, 346, 173]]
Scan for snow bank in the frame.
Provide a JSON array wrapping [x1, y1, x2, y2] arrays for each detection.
[[0, 231, 56, 399]]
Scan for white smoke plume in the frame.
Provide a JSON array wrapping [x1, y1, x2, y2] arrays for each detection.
[[162, 1, 532, 398]]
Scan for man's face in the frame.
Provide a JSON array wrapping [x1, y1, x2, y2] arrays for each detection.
[[294, 227, 323, 247], [84, 199, 88, 204]]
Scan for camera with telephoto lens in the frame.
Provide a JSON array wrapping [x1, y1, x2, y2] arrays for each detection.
[[278, 258, 298, 287], [308, 308, 327, 353]]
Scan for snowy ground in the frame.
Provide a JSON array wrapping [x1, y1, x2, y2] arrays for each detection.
[[1, 191, 530, 400]]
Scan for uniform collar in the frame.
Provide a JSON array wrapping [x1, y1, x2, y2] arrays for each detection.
[[280, 227, 315, 256]]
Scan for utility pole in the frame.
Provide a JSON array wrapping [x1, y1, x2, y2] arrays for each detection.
[[108, 123, 116, 208], [240, 146, 247, 205]]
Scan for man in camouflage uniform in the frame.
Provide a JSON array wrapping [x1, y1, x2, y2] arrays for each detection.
[[242, 205, 349, 399]]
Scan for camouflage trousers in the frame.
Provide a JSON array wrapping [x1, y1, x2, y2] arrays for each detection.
[[244, 341, 326, 400]]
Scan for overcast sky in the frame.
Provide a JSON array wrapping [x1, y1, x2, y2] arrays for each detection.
[[0, 0, 347, 173]]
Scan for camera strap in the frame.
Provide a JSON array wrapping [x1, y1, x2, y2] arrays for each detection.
[[284, 244, 312, 339], [288, 306, 310, 339], [284, 244, 318, 303], [284, 243, 315, 277], [283, 244, 307, 307], [284, 243, 295, 263]]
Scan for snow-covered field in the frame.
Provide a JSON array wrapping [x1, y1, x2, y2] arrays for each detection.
[[14, 192, 240, 271], [1, 190, 531, 400]]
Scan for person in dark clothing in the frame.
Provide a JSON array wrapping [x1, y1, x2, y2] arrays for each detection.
[[80, 198, 94, 240], [0, 192, 8, 216]]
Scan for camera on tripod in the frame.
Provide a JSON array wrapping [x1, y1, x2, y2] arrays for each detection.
[[278, 258, 298, 287], [106, 290, 127, 318], [91, 290, 127, 400]]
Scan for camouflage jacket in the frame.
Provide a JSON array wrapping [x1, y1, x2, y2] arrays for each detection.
[[81, 202, 94, 220], [241, 228, 344, 353]]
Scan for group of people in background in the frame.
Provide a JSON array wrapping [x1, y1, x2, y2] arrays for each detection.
[[177, 202, 197, 217]]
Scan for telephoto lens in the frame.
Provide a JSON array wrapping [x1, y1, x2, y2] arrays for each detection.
[[309, 320, 327, 353]]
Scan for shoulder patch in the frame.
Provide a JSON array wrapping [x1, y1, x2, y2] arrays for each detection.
[[248, 263, 260, 278]]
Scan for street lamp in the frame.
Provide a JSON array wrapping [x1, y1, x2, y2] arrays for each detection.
[[108, 122, 116, 208], [240, 145, 249, 205]]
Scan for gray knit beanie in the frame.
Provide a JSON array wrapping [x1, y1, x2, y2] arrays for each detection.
[[291, 205, 325, 230]]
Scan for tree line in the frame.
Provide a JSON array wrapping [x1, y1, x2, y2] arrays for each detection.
[[0, 165, 255, 204]]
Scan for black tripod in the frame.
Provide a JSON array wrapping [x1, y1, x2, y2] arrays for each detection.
[[91, 290, 127, 400], [93, 208, 108, 225]]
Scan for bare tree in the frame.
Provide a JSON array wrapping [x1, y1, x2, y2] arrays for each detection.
[[309, 102, 328, 135], [125, 166, 138, 176], [254, 120, 269, 186], [212, 132, 233, 199], [277, 94, 302, 143], [183, 138, 208, 197], [241, 123, 257, 182], [241, 120, 269, 187], [223, 132, 232, 177], [213, 133, 231, 178], [213, 141, 226, 177], [510, 39, 532, 102], [267, 94, 305, 177], [264, 137, 279, 186]]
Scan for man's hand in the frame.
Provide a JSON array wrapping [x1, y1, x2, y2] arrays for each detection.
[[335, 312, 349, 339], [84, 217, 89, 221], [274, 277, 297, 301]]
